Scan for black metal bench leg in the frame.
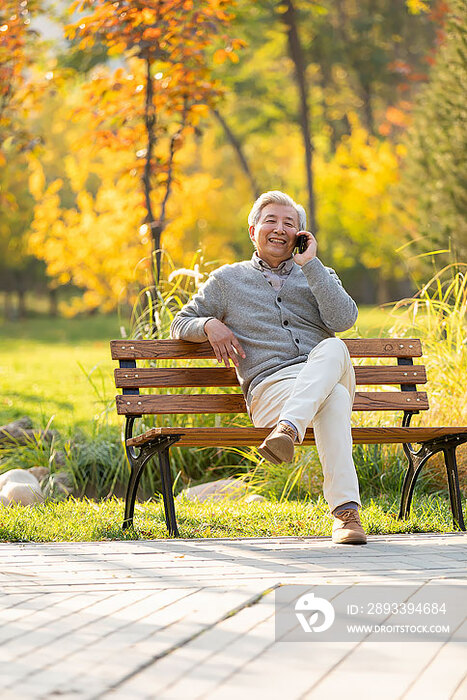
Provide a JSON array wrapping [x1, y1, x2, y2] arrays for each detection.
[[158, 448, 180, 537], [123, 455, 146, 529], [399, 446, 432, 520], [443, 446, 466, 531], [401, 465, 427, 520], [399, 457, 416, 520]]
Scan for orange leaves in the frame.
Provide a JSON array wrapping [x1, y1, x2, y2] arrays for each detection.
[[388, 59, 412, 75], [385, 107, 409, 127], [143, 27, 162, 40], [141, 7, 155, 24], [213, 48, 227, 64], [378, 101, 412, 137], [64, 0, 243, 177], [0, 1, 53, 157], [213, 46, 239, 64], [67, 0, 242, 63]]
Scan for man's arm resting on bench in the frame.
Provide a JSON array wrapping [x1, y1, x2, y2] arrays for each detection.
[[170, 273, 224, 342]]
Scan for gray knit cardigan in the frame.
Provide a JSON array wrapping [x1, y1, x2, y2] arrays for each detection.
[[170, 256, 358, 406]]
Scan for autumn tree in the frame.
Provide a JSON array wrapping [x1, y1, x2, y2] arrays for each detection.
[[0, 0, 42, 154], [65, 0, 243, 292]]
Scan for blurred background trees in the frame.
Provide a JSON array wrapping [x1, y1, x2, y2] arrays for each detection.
[[0, 0, 51, 317], [398, 0, 466, 268], [1, 0, 465, 317]]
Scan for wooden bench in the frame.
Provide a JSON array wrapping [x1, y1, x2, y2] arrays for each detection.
[[111, 337, 467, 536]]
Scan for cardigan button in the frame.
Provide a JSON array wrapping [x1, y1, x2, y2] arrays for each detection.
[[283, 320, 289, 326], [277, 297, 282, 302]]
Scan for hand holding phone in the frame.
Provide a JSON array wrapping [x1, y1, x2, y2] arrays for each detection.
[[295, 233, 308, 254], [294, 230, 317, 264]]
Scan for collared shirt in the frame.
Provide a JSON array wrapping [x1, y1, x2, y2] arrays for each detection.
[[251, 251, 294, 291]]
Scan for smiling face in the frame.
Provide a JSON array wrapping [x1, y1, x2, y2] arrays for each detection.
[[249, 203, 299, 267]]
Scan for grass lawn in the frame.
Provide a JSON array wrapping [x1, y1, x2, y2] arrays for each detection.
[[0, 313, 122, 431], [0, 305, 393, 432], [0, 495, 462, 542]]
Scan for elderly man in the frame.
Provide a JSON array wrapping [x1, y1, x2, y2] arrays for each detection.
[[170, 191, 366, 545]]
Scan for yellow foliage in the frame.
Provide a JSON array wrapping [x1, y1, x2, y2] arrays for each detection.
[[29, 147, 152, 315], [26, 89, 410, 316], [406, 0, 430, 15], [315, 112, 405, 277], [163, 170, 237, 267], [28, 159, 46, 199], [158, 127, 255, 269], [64, 154, 89, 192]]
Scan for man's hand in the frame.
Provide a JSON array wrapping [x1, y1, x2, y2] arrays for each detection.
[[204, 319, 246, 367], [293, 230, 317, 266]]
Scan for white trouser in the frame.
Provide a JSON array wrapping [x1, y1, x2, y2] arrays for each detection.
[[249, 337, 361, 512]]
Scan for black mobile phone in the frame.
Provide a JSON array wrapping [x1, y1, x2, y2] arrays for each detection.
[[295, 234, 308, 254]]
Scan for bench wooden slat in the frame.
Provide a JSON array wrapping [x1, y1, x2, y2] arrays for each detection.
[[126, 425, 467, 447], [114, 365, 427, 388], [116, 391, 429, 415], [111, 338, 423, 360]]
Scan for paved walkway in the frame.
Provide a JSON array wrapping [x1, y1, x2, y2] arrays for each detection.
[[0, 533, 466, 699]]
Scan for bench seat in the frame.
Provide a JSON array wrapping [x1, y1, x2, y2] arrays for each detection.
[[127, 426, 467, 448]]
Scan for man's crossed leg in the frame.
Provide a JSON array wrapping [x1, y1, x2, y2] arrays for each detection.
[[250, 337, 367, 544]]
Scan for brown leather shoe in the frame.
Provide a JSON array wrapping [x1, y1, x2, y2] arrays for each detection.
[[257, 422, 296, 464], [332, 509, 367, 545]]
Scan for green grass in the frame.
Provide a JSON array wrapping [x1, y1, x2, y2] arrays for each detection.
[[0, 305, 391, 431], [0, 313, 122, 430], [0, 495, 461, 542]]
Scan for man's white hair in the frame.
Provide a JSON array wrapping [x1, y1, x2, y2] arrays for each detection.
[[248, 190, 307, 230]]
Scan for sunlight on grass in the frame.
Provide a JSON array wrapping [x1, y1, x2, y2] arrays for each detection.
[[0, 495, 461, 542]]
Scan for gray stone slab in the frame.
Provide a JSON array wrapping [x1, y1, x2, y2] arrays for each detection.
[[0, 534, 466, 699], [401, 619, 467, 700]]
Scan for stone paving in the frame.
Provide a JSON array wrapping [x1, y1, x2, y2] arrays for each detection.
[[0, 533, 466, 699]]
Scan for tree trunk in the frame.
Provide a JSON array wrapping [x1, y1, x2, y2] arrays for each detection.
[[281, 0, 316, 232], [49, 288, 58, 316], [376, 272, 390, 305], [3, 292, 12, 320], [142, 55, 160, 290], [17, 289, 26, 319], [360, 81, 375, 136], [212, 108, 261, 199]]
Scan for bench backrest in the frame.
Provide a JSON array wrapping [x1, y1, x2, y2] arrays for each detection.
[[111, 338, 429, 418]]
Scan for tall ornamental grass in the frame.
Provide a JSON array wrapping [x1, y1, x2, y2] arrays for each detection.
[[349, 262, 467, 490], [383, 263, 467, 484], [4, 258, 463, 504], [386, 263, 466, 427]]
